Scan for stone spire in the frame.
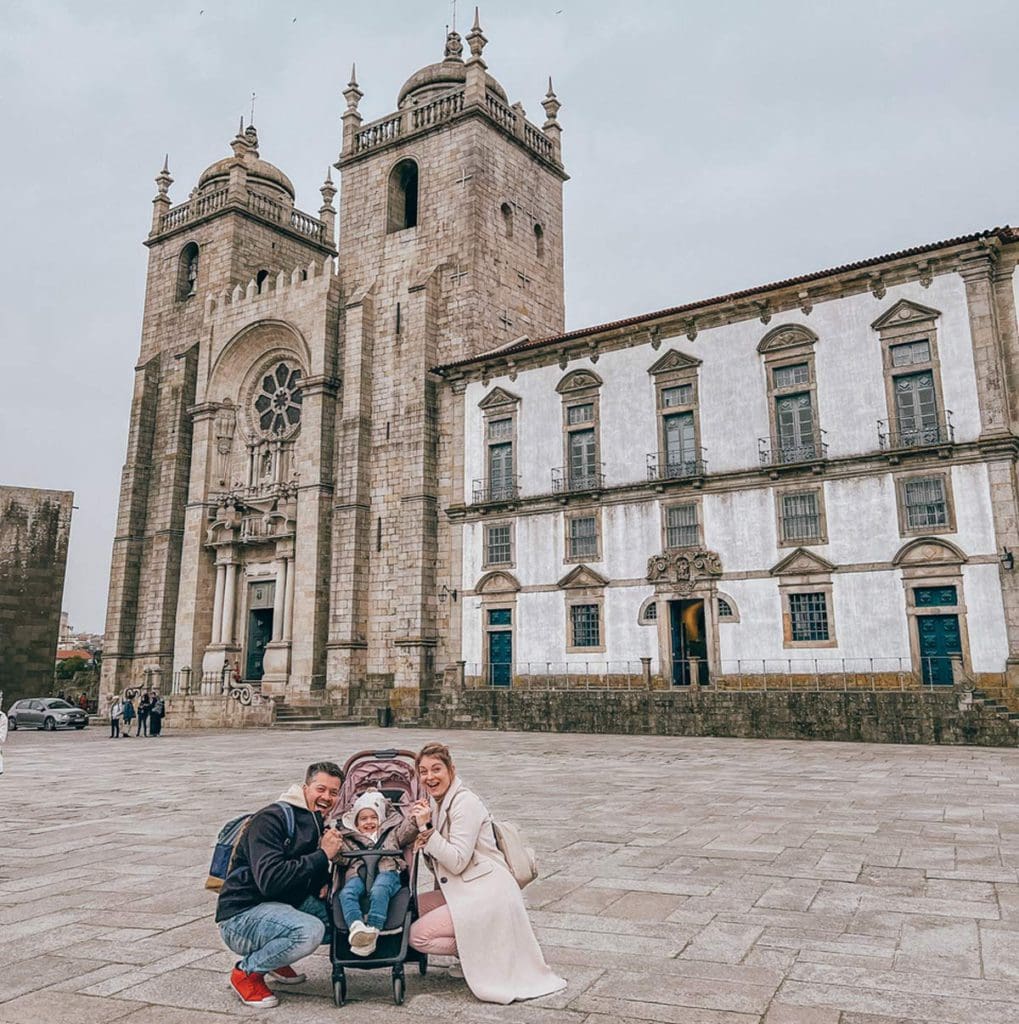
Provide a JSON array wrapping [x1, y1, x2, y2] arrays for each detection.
[[319, 167, 337, 243], [151, 155, 173, 234], [228, 120, 252, 201], [340, 63, 364, 160], [464, 7, 488, 104], [541, 77, 563, 163]]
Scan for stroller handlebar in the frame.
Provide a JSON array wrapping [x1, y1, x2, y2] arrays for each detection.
[[332, 848, 407, 860]]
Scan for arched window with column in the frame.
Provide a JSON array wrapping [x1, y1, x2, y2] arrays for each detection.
[[178, 242, 199, 301], [387, 159, 419, 232]]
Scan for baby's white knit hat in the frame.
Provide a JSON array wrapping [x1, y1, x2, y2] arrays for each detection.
[[342, 789, 387, 830]]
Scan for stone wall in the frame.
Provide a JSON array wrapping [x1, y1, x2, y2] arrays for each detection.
[[0, 487, 74, 703], [164, 694, 273, 729], [421, 687, 1019, 747]]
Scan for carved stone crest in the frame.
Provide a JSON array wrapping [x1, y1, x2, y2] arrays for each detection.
[[646, 549, 723, 592]]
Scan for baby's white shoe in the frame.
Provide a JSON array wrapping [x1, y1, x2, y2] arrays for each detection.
[[349, 920, 374, 956]]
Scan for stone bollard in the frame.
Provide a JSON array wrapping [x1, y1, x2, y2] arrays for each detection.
[[640, 657, 652, 689], [688, 658, 701, 692]]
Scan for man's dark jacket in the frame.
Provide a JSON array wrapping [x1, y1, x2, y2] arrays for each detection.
[[215, 790, 331, 923]]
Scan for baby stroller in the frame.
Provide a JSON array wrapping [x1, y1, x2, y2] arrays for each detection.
[[329, 748, 428, 1006]]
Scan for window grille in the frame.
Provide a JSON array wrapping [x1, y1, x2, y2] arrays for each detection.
[[718, 598, 733, 618], [665, 504, 698, 548], [566, 403, 594, 425], [662, 384, 693, 408], [487, 608, 511, 627], [488, 418, 513, 440], [642, 602, 658, 622], [891, 339, 931, 367], [789, 592, 829, 642], [781, 491, 820, 541], [570, 604, 600, 647], [773, 363, 809, 388], [486, 525, 511, 565], [903, 476, 948, 529], [568, 516, 598, 559]]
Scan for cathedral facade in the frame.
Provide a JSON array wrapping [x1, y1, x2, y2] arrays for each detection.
[[102, 21, 1019, 715]]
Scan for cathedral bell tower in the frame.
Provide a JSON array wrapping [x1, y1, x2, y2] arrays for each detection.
[[326, 13, 568, 710]]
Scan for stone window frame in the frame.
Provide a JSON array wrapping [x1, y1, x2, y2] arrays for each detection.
[[638, 595, 658, 626], [872, 300, 948, 444], [716, 592, 740, 623], [482, 519, 515, 569], [478, 387, 521, 501], [894, 469, 956, 538], [500, 202, 513, 239], [771, 548, 838, 649], [892, 538, 972, 684], [563, 506, 602, 564], [386, 158, 419, 233], [556, 369, 603, 489], [647, 349, 704, 479], [757, 325, 822, 463], [661, 495, 704, 551], [774, 482, 828, 547], [475, 571, 521, 687], [558, 565, 608, 655]]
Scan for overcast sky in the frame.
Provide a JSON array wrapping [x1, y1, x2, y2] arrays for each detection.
[[3, 0, 1018, 632]]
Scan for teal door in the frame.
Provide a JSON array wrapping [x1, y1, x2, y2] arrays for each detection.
[[487, 609, 512, 687], [245, 609, 273, 681], [917, 614, 961, 685]]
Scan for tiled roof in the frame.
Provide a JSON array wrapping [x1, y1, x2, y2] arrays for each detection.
[[432, 226, 1016, 374]]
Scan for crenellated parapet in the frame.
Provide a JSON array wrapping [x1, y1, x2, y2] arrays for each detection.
[[202, 256, 339, 325]]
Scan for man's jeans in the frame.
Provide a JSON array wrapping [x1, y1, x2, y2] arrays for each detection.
[[219, 895, 330, 974], [339, 870, 402, 930]]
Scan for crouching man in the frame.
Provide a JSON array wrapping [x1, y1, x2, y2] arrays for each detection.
[[216, 761, 344, 1008]]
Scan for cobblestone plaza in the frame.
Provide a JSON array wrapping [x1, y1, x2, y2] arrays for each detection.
[[3, 726, 1019, 1023]]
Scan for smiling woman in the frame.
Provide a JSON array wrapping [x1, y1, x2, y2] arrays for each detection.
[[408, 743, 566, 1004]]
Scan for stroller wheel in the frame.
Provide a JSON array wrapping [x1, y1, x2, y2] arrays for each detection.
[[333, 977, 346, 1006], [418, 956, 427, 976], [392, 970, 405, 1005]]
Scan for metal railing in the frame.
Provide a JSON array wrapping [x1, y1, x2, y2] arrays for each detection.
[[457, 656, 967, 692], [759, 435, 829, 468], [646, 450, 708, 482], [878, 413, 954, 451], [471, 478, 519, 504], [551, 465, 605, 494]]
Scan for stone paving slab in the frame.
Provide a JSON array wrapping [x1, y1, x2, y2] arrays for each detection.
[[2, 726, 1019, 1022]]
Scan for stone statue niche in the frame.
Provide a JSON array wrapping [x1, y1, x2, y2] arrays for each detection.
[[214, 399, 237, 486]]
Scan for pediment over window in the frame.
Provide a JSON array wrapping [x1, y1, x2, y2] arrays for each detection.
[[871, 299, 941, 331], [892, 537, 966, 567], [648, 349, 702, 376], [555, 368, 603, 394], [557, 564, 609, 589], [770, 548, 836, 576], [478, 386, 521, 410], [757, 324, 818, 354], [476, 570, 521, 594]]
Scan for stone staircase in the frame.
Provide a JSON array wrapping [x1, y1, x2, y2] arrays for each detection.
[[272, 700, 365, 731], [970, 685, 1019, 723]]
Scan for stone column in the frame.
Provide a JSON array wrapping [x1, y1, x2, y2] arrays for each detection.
[[283, 557, 296, 643], [272, 558, 287, 642], [222, 562, 237, 646], [211, 563, 226, 645]]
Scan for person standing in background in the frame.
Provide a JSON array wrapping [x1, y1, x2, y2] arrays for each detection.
[[121, 695, 136, 737], [0, 693, 8, 775], [149, 693, 165, 736], [136, 692, 151, 736], [110, 695, 123, 739]]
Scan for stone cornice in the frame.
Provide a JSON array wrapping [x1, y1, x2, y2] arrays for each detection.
[[445, 437, 1019, 523]]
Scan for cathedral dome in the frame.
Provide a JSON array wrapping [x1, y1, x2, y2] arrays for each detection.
[[397, 30, 507, 108], [197, 125, 295, 199]]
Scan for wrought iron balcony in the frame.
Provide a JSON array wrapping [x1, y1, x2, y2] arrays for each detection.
[[878, 413, 954, 452], [551, 465, 605, 494], [471, 478, 519, 505], [646, 450, 708, 482], [758, 435, 829, 468]]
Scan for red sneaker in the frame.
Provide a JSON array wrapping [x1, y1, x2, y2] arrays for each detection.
[[266, 964, 306, 985], [230, 966, 279, 1008]]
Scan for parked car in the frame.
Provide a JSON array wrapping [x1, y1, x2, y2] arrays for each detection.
[[7, 698, 88, 731]]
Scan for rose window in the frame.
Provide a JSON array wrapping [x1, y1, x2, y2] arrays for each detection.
[[254, 362, 303, 436]]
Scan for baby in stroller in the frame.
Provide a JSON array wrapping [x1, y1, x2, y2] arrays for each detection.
[[336, 789, 421, 956]]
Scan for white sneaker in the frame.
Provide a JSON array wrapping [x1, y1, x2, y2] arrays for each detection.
[[448, 959, 464, 979], [348, 920, 375, 956]]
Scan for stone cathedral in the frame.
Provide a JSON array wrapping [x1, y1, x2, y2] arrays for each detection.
[[104, 16, 1019, 725], [101, 19, 567, 715]]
